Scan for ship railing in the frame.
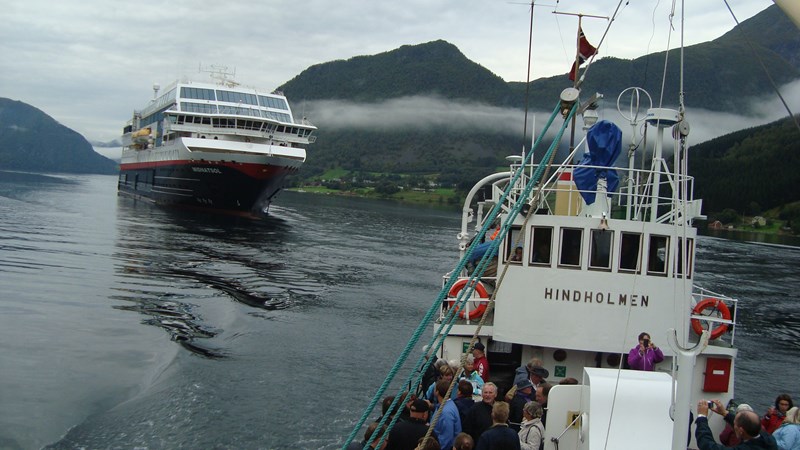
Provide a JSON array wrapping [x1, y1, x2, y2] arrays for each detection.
[[498, 160, 697, 224], [690, 286, 738, 346]]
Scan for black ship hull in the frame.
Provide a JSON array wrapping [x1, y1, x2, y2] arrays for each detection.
[[118, 159, 297, 216]]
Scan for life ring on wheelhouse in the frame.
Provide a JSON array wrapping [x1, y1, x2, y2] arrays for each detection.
[[691, 298, 732, 340], [446, 279, 489, 320]]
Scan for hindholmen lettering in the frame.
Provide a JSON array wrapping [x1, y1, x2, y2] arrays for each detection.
[[543, 288, 649, 307]]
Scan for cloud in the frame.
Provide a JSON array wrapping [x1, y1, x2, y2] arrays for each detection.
[[300, 79, 800, 150]]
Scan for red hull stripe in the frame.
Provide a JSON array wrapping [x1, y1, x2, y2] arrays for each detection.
[[119, 160, 295, 179]]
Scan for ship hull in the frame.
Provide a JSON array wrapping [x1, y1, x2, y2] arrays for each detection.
[[118, 138, 304, 215]]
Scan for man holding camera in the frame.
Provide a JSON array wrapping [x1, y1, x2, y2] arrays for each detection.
[[695, 399, 777, 449], [627, 331, 664, 371]]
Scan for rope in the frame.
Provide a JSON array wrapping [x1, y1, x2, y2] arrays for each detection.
[[394, 103, 578, 446], [344, 100, 576, 449]]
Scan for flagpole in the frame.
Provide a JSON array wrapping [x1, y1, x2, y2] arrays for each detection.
[[553, 11, 607, 158]]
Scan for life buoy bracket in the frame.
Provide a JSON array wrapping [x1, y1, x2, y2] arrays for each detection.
[[446, 279, 489, 320], [691, 297, 732, 340]]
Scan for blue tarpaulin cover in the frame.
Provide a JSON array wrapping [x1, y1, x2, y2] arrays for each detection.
[[573, 120, 622, 205]]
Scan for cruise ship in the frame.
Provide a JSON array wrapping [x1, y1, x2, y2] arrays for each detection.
[[117, 74, 316, 216]]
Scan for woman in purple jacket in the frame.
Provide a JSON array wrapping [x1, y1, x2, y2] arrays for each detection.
[[628, 332, 664, 371]]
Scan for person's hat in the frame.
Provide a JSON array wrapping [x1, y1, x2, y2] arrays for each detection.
[[516, 379, 533, 390], [410, 399, 430, 413], [528, 365, 549, 379], [473, 342, 485, 351]]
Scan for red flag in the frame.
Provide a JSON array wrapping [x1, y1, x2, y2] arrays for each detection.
[[568, 27, 597, 81]]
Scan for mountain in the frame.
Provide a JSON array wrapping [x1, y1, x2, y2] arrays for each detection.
[[281, 40, 516, 105], [277, 4, 800, 204], [0, 98, 118, 174], [282, 5, 799, 113]]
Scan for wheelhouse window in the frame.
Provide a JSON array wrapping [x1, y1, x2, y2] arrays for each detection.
[[505, 226, 524, 264], [674, 238, 694, 278], [258, 95, 289, 110], [558, 228, 583, 268], [619, 232, 642, 273], [647, 235, 669, 276], [589, 229, 613, 270], [180, 87, 216, 101], [530, 227, 553, 266]]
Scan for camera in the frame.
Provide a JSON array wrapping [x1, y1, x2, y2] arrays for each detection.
[[707, 401, 715, 409], [643, 338, 650, 347]]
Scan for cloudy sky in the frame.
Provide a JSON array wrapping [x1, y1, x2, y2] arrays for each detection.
[[0, 0, 786, 144]]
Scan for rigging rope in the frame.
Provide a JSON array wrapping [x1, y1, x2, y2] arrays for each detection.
[[346, 100, 578, 450]]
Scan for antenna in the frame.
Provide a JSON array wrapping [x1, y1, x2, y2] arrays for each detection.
[[198, 64, 239, 88], [152, 83, 161, 100]]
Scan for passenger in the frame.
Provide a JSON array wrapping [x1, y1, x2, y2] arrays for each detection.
[[463, 382, 498, 442], [453, 380, 476, 426], [475, 402, 520, 450], [773, 406, 800, 450], [386, 399, 430, 450], [460, 354, 484, 398], [432, 380, 462, 450], [508, 379, 535, 432], [512, 358, 548, 391], [518, 402, 544, 450], [347, 422, 389, 450], [453, 432, 474, 450], [696, 399, 777, 450], [763, 394, 794, 434], [559, 377, 579, 385], [627, 331, 664, 371], [420, 346, 439, 397], [426, 365, 456, 408], [535, 383, 553, 427], [510, 245, 523, 262], [472, 342, 490, 382], [720, 403, 755, 446], [414, 436, 441, 450]]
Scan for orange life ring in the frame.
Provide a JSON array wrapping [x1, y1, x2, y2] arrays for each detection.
[[691, 298, 731, 340], [446, 279, 489, 320]]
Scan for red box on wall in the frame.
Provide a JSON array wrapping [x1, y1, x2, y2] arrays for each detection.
[[703, 358, 732, 392]]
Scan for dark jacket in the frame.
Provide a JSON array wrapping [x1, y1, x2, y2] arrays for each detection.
[[464, 401, 494, 442], [454, 396, 475, 426], [695, 415, 777, 450], [509, 392, 534, 431], [386, 418, 429, 450], [476, 424, 522, 450]]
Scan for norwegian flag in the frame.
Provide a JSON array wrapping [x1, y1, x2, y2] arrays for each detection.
[[568, 27, 597, 81]]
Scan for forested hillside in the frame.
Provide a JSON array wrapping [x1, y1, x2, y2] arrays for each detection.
[[689, 116, 800, 215]]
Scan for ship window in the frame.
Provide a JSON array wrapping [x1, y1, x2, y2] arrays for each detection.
[[530, 227, 553, 266], [558, 228, 583, 268], [180, 87, 216, 101], [181, 102, 217, 114], [217, 90, 258, 105], [276, 126, 285, 132], [647, 235, 669, 276], [258, 95, 289, 110], [619, 232, 642, 273], [202, 117, 210, 125], [505, 226, 524, 264], [674, 238, 694, 278], [589, 229, 613, 270]]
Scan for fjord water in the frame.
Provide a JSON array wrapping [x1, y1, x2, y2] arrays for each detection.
[[1, 173, 798, 449]]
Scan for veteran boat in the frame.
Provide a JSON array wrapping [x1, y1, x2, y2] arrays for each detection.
[[346, 3, 799, 449]]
